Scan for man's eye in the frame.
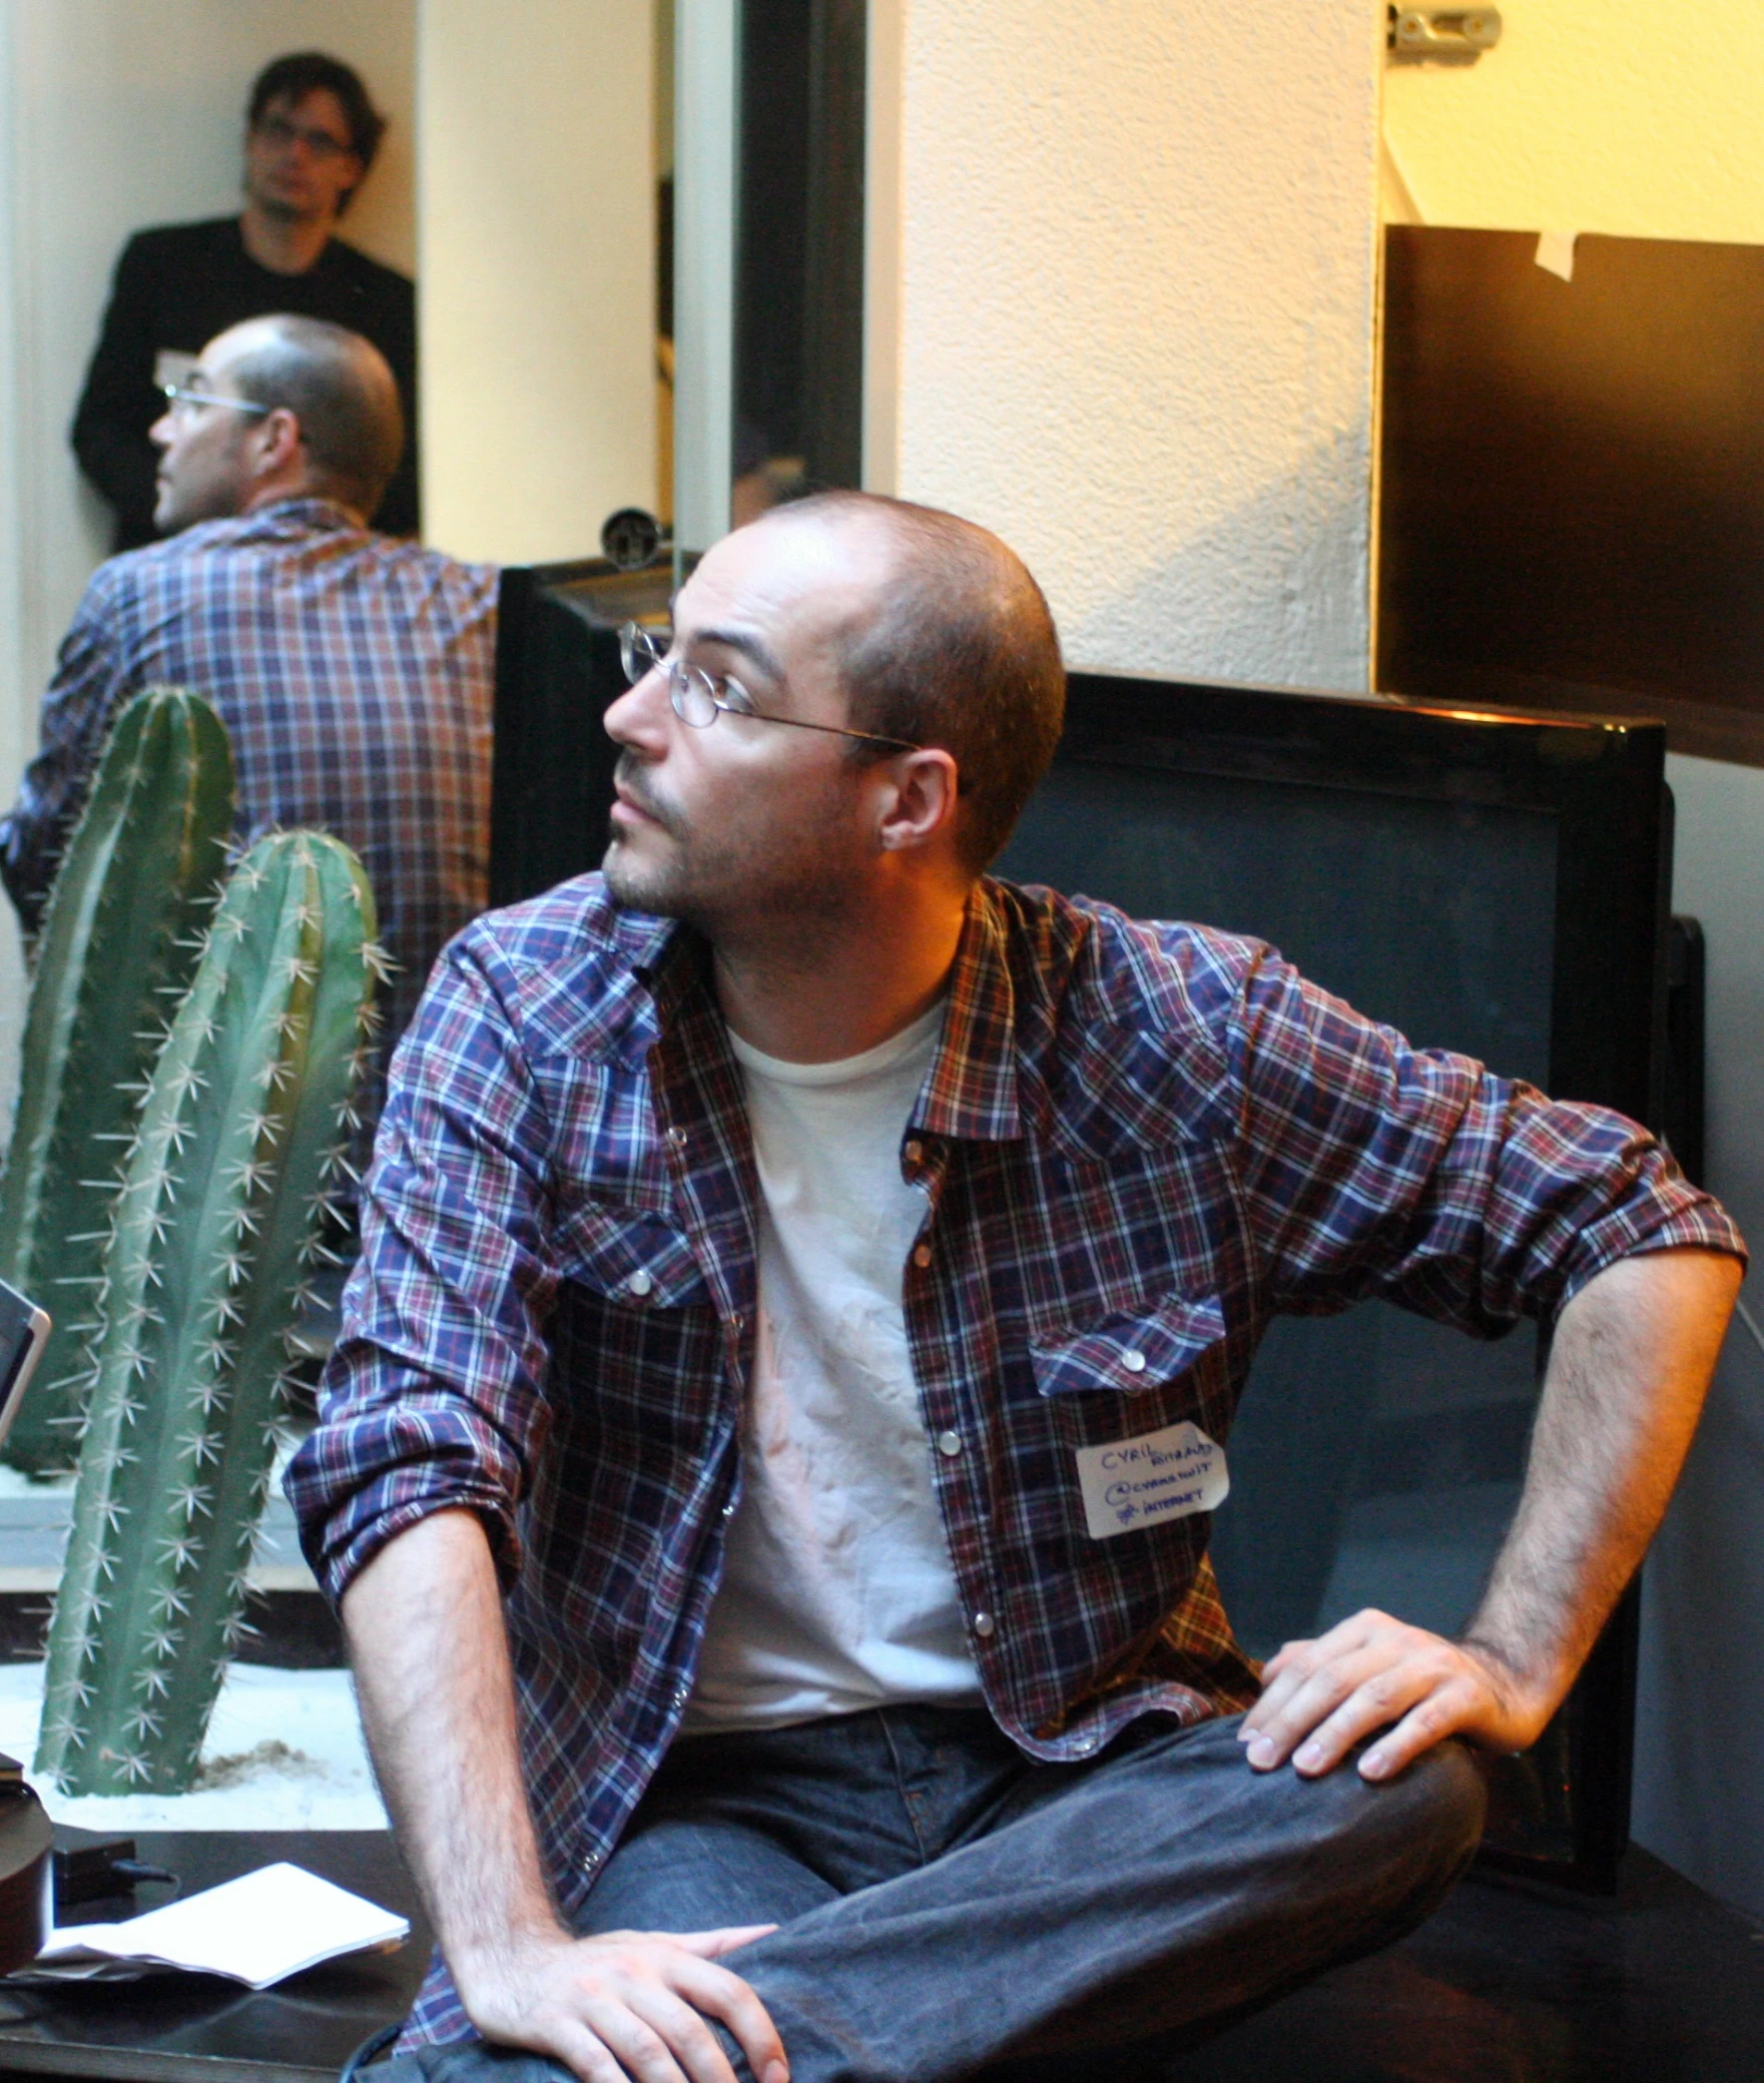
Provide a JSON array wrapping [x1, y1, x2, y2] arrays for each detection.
[[719, 676, 758, 717]]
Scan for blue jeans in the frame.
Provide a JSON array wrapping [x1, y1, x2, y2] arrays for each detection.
[[375, 1705, 1485, 2083]]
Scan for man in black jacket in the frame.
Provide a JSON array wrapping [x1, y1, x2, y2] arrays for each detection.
[[72, 50, 416, 550]]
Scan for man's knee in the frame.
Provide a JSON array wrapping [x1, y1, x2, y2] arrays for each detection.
[[1290, 1734, 1488, 1941], [1363, 1736, 1488, 1878], [1124, 1715, 1487, 1926]]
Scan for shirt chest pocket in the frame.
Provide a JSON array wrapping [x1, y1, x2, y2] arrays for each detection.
[[1028, 1292, 1228, 1401], [553, 1199, 711, 1312]]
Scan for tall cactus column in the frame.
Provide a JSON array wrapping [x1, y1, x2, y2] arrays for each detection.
[[37, 831, 380, 1795], [0, 689, 234, 1474]]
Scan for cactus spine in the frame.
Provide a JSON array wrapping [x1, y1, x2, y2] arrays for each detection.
[[36, 831, 380, 1795], [0, 689, 235, 1475]]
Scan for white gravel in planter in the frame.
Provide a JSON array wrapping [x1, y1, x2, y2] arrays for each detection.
[[0, 1662, 387, 1829]]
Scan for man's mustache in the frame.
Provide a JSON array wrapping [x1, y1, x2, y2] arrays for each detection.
[[612, 754, 686, 839]]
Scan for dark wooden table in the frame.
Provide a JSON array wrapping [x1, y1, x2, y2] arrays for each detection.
[[0, 1833, 1757, 2082], [0, 1829, 427, 2083]]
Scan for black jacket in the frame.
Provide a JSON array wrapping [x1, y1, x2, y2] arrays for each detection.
[[71, 216, 418, 548]]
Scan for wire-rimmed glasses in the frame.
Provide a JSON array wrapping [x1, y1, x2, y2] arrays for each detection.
[[619, 622, 921, 754], [159, 384, 272, 420]]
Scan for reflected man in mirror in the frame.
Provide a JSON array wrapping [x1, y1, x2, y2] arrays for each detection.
[[1, 315, 493, 1134], [72, 51, 418, 549], [292, 492, 1743, 2083]]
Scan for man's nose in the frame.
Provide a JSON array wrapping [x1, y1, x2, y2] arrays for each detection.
[[149, 412, 175, 450], [604, 663, 670, 750]]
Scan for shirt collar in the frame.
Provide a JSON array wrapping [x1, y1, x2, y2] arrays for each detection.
[[632, 916, 713, 1032], [913, 880, 1022, 1143], [243, 495, 367, 534], [632, 880, 1026, 1143]]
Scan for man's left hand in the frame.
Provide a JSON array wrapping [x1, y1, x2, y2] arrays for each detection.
[[1238, 1608, 1552, 1782]]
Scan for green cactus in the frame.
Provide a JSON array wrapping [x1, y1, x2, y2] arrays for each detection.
[[0, 688, 235, 1476], [36, 830, 382, 1795]]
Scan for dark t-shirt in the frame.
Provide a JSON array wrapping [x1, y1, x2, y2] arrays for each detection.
[[71, 216, 418, 549]]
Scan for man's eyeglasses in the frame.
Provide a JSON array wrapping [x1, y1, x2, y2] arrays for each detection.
[[253, 114, 357, 163], [619, 623, 922, 754], [160, 384, 272, 421]]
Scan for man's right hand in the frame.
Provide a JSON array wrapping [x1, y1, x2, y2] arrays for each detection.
[[340, 1514, 789, 2083], [458, 1921, 788, 2083]]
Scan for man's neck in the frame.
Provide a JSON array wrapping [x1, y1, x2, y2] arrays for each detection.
[[712, 884, 970, 1065], [239, 203, 333, 277]]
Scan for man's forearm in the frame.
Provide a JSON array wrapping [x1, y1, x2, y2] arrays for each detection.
[[340, 1506, 788, 2083], [341, 1508, 565, 1981], [1244, 1244, 1741, 1777], [1464, 1245, 1741, 1719]]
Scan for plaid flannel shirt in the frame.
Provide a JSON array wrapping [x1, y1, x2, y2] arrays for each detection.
[[288, 873, 1742, 2046], [0, 498, 495, 1052]]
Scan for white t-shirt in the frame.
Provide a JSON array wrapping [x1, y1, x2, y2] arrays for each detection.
[[682, 1003, 982, 1732]]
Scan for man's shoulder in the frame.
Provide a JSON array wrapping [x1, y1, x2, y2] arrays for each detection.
[[85, 511, 280, 585], [318, 237, 415, 300], [117, 218, 239, 271], [438, 878, 673, 1057], [115, 505, 491, 587], [986, 876, 1271, 1031]]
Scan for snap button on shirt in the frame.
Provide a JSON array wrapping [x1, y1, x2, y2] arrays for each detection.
[[1121, 1348, 1147, 1374], [936, 1431, 963, 1457], [911, 1243, 933, 1268]]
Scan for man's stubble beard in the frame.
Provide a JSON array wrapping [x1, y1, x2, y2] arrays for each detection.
[[602, 752, 869, 960]]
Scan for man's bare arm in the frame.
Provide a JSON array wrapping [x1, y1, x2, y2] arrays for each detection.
[[1240, 1246, 1741, 1780], [341, 1508, 788, 2083]]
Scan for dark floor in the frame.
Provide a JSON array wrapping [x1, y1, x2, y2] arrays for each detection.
[[1171, 1849, 1764, 2083]]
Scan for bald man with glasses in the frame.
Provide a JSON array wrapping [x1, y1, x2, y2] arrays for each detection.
[[292, 491, 1741, 2083], [3, 315, 492, 1123]]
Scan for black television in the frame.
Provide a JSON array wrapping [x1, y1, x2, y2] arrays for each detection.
[[492, 573, 1675, 1888]]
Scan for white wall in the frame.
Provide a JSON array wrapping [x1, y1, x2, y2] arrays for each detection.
[[881, 0, 1382, 693], [0, 0, 415, 1101], [417, 0, 657, 566]]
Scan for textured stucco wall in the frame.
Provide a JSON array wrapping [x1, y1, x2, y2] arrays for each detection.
[[886, 0, 1382, 692]]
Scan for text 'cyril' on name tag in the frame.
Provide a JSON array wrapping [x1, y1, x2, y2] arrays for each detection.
[[1075, 1420, 1229, 1540]]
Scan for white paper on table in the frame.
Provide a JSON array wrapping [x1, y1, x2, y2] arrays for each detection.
[[20, 1861, 408, 1989]]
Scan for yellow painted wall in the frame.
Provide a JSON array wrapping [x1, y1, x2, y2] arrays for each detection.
[[1382, 3, 1764, 243], [417, 0, 658, 565]]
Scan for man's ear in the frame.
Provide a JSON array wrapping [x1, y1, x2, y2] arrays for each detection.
[[875, 749, 961, 856], [250, 405, 304, 480]]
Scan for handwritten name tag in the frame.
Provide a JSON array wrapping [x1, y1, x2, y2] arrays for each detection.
[[1075, 1420, 1229, 1540]]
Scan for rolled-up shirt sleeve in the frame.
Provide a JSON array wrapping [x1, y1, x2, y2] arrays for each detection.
[[1224, 943, 1744, 1331], [287, 925, 564, 1602]]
